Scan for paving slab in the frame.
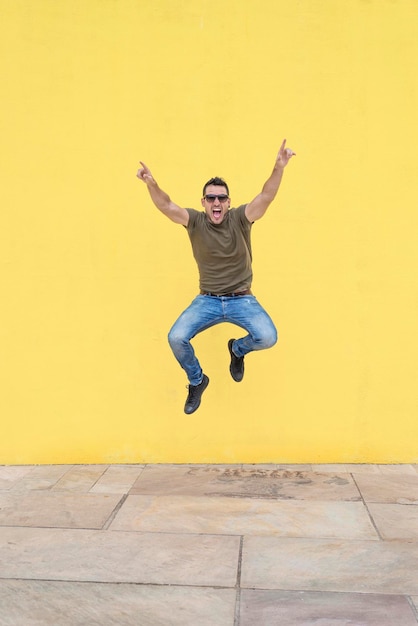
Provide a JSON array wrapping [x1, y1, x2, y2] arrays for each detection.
[[239, 589, 418, 626], [343, 464, 383, 475], [0, 527, 240, 587], [89, 465, 145, 494], [0, 492, 121, 529], [241, 464, 313, 471], [130, 465, 361, 501], [52, 465, 109, 492], [0, 580, 236, 626], [1, 462, 417, 625], [368, 503, 418, 540], [111, 495, 378, 540], [0, 466, 34, 490], [354, 473, 418, 504], [313, 465, 352, 474], [241, 536, 418, 595], [7, 465, 72, 492], [378, 465, 418, 476]]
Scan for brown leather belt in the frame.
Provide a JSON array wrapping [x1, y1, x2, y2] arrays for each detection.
[[200, 289, 252, 297]]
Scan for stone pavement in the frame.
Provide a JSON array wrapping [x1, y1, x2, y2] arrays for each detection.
[[0, 463, 417, 625]]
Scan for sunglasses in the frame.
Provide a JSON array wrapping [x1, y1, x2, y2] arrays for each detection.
[[204, 194, 229, 203]]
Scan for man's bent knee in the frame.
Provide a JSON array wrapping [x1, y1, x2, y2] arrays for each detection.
[[258, 328, 278, 350], [168, 328, 185, 351]]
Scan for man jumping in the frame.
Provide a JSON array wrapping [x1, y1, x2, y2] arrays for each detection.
[[137, 139, 295, 413]]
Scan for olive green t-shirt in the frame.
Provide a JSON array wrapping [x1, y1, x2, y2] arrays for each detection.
[[185, 205, 253, 295]]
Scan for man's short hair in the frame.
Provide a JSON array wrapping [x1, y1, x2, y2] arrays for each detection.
[[202, 177, 229, 197]]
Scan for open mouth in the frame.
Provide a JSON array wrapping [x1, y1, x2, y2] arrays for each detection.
[[212, 208, 222, 220]]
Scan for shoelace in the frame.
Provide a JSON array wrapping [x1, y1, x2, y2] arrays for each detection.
[[186, 384, 199, 396]]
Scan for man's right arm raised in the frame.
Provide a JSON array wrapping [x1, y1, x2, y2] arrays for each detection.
[[136, 162, 189, 226]]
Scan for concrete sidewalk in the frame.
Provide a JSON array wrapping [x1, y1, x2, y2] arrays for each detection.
[[0, 463, 417, 625]]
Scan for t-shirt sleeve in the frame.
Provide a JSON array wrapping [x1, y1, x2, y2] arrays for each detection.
[[236, 204, 252, 227], [184, 208, 199, 231]]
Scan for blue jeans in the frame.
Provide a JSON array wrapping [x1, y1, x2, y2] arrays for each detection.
[[168, 294, 278, 386]]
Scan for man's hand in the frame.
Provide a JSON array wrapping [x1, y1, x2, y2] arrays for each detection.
[[275, 139, 296, 169], [137, 161, 155, 184]]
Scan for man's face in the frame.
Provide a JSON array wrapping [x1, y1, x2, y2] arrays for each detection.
[[201, 185, 230, 225]]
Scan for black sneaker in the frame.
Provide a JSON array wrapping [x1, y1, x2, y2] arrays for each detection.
[[184, 374, 209, 414], [228, 339, 244, 382]]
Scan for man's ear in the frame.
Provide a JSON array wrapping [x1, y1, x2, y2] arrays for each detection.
[[201, 198, 205, 207]]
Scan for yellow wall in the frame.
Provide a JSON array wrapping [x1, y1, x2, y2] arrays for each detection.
[[1, 0, 418, 464]]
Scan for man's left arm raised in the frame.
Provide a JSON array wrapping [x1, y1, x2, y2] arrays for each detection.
[[245, 139, 295, 223]]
